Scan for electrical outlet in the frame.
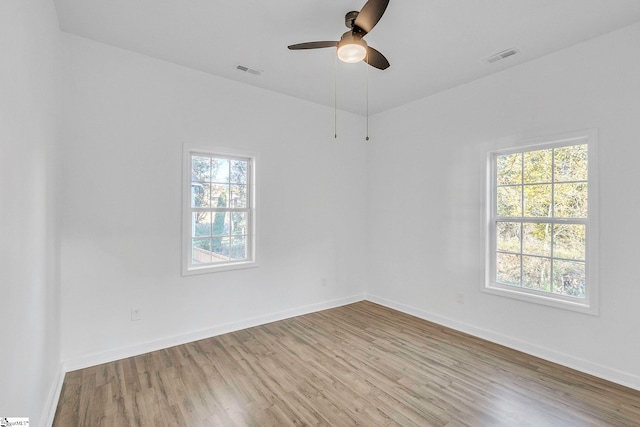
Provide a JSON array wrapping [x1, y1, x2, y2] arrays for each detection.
[[131, 308, 142, 321], [456, 293, 465, 304]]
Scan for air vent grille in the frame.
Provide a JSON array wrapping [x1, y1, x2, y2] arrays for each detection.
[[236, 65, 262, 76], [483, 48, 519, 64]]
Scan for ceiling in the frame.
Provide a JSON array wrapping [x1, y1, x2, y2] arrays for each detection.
[[53, 0, 640, 116]]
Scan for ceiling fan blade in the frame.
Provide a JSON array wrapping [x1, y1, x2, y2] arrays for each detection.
[[365, 46, 390, 70], [354, 0, 389, 35], [288, 41, 338, 50]]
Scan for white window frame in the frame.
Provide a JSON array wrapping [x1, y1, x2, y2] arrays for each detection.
[[182, 144, 258, 275], [484, 130, 599, 315]]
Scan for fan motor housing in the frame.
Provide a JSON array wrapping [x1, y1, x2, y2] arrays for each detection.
[[345, 11, 359, 28]]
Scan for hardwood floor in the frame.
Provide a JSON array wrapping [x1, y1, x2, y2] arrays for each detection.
[[53, 301, 640, 426]]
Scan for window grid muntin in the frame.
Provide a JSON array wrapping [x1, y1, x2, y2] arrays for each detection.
[[190, 152, 252, 268], [492, 141, 588, 301]]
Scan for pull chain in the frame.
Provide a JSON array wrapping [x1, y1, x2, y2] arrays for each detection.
[[334, 54, 338, 139], [365, 51, 369, 141]]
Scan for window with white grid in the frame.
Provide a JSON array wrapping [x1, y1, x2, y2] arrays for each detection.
[[183, 146, 256, 274], [485, 131, 598, 314]]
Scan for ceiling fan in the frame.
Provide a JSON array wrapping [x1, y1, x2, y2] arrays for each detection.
[[288, 0, 390, 70]]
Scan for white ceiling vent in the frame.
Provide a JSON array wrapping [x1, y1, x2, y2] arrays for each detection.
[[236, 65, 262, 76], [483, 48, 519, 64]]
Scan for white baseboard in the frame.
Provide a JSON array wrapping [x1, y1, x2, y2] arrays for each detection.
[[62, 293, 365, 373], [366, 293, 640, 392], [41, 363, 65, 427]]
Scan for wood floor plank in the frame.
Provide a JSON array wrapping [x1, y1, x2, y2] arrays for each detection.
[[53, 301, 640, 426]]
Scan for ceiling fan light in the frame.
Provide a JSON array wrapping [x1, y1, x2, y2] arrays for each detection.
[[337, 33, 367, 63], [338, 44, 367, 63]]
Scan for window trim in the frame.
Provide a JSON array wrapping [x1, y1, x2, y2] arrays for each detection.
[[484, 130, 599, 315], [182, 143, 258, 275]]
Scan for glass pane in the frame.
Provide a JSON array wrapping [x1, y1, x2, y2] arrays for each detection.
[[497, 186, 522, 217], [554, 183, 587, 218], [211, 184, 229, 208], [522, 223, 551, 256], [231, 236, 247, 260], [523, 184, 552, 217], [191, 183, 209, 208], [497, 153, 522, 185], [553, 260, 585, 298], [230, 185, 247, 208], [212, 212, 230, 237], [522, 256, 551, 292], [496, 253, 520, 286], [554, 144, 587, 182], [192, 212, 211, 237], [497, 222, 520, 253], [192, 239, 212, 264], [211, 158, 229, 183], [231, 212, 247, 235], [192, 156, 211, 182], [553, 224, 585, 261], [212, 236, 230, 261], [230, 160, 248, 184], [524, 149, 552, 183]]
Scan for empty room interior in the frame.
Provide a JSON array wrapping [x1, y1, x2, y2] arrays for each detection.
[[3, 0, 640, 425]]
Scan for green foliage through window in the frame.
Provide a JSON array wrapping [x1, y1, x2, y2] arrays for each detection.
[[190, 153, 250, 266], [494, 143, 588, 299]]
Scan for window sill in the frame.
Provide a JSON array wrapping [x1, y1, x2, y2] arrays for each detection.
[[483, 282, 598, 316], [182, 260, 258, 276]]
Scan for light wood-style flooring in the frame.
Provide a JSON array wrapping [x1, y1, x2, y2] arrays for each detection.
[[53, 301, 640, 426]]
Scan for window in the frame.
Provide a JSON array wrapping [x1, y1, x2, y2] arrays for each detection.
[[183, 145, 257, 275], [485, 131, 598, 314]]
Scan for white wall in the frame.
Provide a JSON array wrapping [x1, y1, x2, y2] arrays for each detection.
[[59, 34, 368, 366], [367, 22, 640, 389], [0, 0, 61, 424]]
